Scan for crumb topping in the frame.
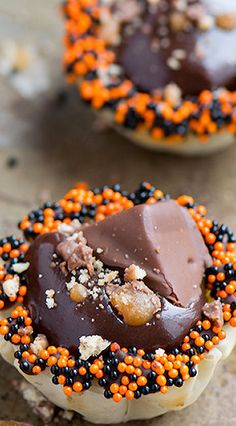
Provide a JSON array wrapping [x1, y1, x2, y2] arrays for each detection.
[[124, 264, 147, 282], [45, 289, 57, 309], [2, 276, 20, 298], [30, 334, 49, 357], [79, 335, 110, 360]]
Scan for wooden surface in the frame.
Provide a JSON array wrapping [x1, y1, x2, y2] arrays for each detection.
[[0, 1, 236, 425]]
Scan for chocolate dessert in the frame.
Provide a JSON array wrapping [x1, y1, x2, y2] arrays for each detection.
[[63, 1, 236, 154], [0, 182, 236, 420], [24, 201, 211, 354]]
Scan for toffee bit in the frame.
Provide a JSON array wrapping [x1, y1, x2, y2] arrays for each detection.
[[69, 283, 88, 303], [216, 13, 236, 30], [109, 280, 161, 326]]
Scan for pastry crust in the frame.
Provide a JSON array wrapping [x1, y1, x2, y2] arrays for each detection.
[[1, 324, 236, 423], [100, 109, 236, 156]]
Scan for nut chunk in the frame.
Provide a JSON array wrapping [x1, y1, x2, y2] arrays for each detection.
[[202, 300, 223, 329], [57, 232, 94, 275], [109, 281, 161, 326]]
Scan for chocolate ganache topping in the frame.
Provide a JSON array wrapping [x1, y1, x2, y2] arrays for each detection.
[[114, 0, 236, 96], [25, 200, 212, 354]]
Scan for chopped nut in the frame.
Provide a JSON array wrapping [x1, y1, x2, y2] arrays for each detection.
[[172, 49, 186, 60], [68, 243, 94, 274], [30, 334, 49, 356], [57, 238, 78, 262], [124, 264, 147, 282], [59, 261, 67, 275], [18, 326, 33, 337], [202, 300, 223, 329], [93, 258, 104, 272], [66, 276, 76, 291], [169, 12, 188, 32], [216, 13, 236, 30], [163, 83, 182, 106], [57, 233, 94, 275], [198, 14, 215, 31], [167, 57, 181, 71], [99, 10, 121, 46], [70, 283, 88, 303], [2, 275, 19, 298], [45, 289, 57, 309], [79, 335, 110, 360], [45, 289, 55, 298], [58, 219, 81, 236], [79, 269, 90, 284], [98, 270, 118, 286], [12, 262, 30, 274], [109, 281, 161, 326]]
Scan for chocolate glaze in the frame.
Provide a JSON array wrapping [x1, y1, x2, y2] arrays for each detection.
[[24, 201, 212, 354], [116, 0, 236, 95], [83, 201, 212, 307]]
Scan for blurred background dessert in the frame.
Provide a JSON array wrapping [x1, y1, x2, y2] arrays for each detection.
[[63, 0, 236, 154]]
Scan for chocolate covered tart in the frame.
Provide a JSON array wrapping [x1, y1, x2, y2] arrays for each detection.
[[63, 0, 236, 155], [0, 182, 236, 423]]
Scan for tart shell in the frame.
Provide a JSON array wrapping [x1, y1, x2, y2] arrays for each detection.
[[1, 321, 236, 424]]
